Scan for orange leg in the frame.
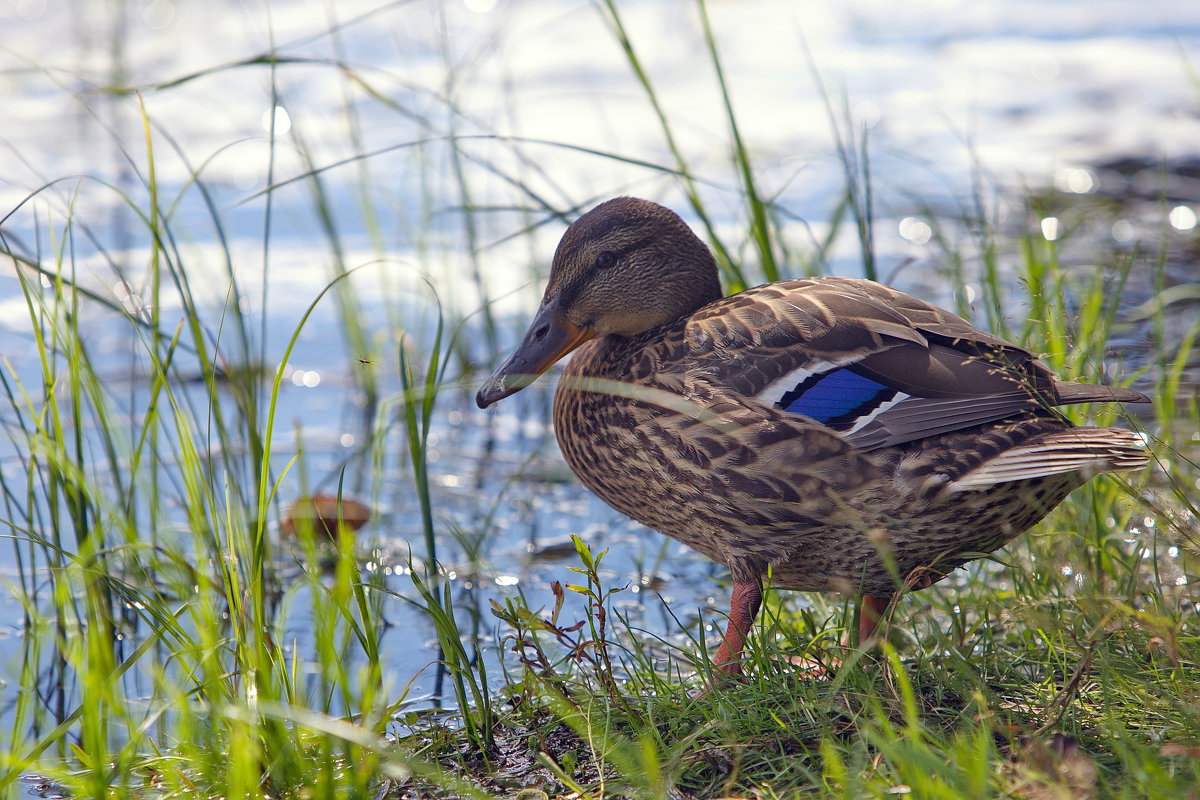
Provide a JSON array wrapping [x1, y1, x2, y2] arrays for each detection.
[[712, 579, 763, 678], [859, 593, 891, 644]]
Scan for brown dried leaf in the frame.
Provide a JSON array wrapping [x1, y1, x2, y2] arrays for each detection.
[[280, 493, 371, 539]]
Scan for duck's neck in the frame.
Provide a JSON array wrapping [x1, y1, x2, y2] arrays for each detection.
[[561, 323, 661, 381], [694, 269, 723, 310]]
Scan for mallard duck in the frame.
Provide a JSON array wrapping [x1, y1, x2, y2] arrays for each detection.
[[476, 197, 1149, 679]]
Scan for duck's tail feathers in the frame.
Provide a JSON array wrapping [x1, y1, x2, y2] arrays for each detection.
[[1054, 381, 1150, 406], [949, 427, 1149, 490]]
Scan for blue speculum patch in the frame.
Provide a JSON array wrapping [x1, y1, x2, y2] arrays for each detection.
[[777, 368, 897, 428]]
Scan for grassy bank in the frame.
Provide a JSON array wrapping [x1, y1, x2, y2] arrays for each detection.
[[1, 2, 1198, 798]]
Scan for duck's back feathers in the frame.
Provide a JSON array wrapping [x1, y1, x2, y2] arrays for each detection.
[[666, 277, 1148, 454]]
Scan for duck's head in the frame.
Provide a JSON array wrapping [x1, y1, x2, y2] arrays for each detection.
[[476, 196, 721, 408]]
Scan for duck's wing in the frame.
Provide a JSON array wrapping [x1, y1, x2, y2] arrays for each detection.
[[670, 277, 1146, 452]]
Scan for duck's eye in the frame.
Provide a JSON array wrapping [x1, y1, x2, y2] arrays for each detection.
[[594, 251, 617, 270]]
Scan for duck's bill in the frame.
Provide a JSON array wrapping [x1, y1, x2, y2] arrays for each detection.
[[476, 301, 592, 408]]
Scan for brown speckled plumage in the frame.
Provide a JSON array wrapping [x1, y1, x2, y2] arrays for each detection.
[[477, 197, 1150, 680]]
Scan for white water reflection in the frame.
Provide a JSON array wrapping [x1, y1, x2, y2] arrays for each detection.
[[1056, 167, 1096, 194], [1169, 205, 1197, 230], [1040, 216, 1060, 241]]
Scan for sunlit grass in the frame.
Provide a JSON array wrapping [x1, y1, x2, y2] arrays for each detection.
[[0, 1, 1197, 799]]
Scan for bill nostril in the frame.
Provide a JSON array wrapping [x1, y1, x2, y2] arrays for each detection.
[[532, 323, 549, 342]]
